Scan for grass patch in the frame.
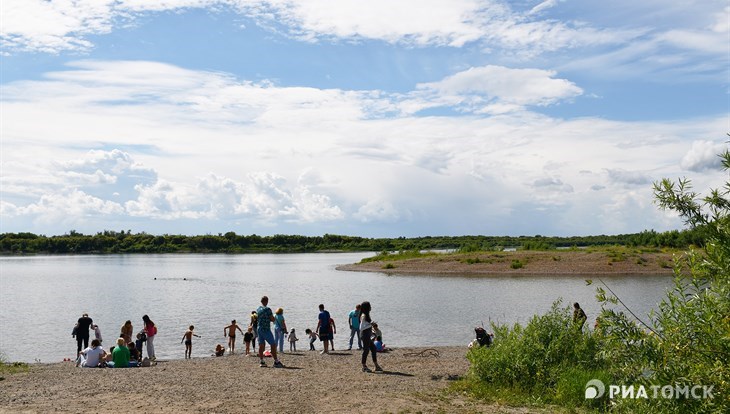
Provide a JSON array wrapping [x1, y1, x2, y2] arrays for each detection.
[[382, 263, 396, 269], [360, 249, 438, 263], [510, 259, 524, 269], [0, 353, 29, 380]]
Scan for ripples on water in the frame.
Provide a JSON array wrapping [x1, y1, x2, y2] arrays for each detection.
[[0, 253, 673, 362]]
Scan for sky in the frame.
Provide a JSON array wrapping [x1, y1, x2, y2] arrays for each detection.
[[1, 1, 728, 238]]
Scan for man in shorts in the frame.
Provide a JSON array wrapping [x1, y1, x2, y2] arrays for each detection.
[[256, 296, 283, 368], [316, 304, 332, 354]]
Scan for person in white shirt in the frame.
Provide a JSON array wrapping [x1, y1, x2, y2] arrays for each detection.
[[77, 339, 106, 368]]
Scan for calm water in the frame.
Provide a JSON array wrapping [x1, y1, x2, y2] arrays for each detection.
[[0, 253, 674, 363]]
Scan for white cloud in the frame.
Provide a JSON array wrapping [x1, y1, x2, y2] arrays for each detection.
[[1, 61, 727, 236], [412, 65, 582, 114], [353, 199, 405, 223], [681, 140, 726, 172], [1, 0, 641, 55]]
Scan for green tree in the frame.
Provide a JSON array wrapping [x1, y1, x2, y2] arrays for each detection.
[[595, 146, 730, 413]]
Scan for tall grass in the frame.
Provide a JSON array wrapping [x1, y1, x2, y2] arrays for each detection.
[[464, 300, 611, 410]]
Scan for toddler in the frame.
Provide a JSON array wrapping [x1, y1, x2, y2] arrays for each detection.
[[305, 328, 318, 351], [288, 328, 298, 352]]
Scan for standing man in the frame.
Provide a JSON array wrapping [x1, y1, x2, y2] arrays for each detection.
[[347, 304, 362, 351], [75, 312, 94, 356], [256, 296, 284, 368], [316, 304, 332, 354]]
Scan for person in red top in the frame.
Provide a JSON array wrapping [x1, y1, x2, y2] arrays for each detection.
[[142, 315, 157, 360]]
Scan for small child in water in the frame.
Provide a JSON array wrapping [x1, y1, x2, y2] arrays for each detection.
[[181, 325, 201, 359], [305, 328, 318, 351], [288, 328, 298, 352]]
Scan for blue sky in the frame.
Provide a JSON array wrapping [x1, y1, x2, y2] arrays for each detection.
[[1, 0, 728, 237]]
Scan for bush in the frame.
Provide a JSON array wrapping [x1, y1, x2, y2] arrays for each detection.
[[466, 300, 606, 408]]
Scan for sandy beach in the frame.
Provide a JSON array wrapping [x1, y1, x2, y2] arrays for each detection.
[[0, 346, 539, 414]]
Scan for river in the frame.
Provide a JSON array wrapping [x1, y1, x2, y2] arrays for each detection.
[[0, 253, 674, 362]]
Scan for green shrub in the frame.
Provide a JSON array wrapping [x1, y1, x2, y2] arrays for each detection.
[[510, 259, 524, 269], [466, 300, 606, 408]]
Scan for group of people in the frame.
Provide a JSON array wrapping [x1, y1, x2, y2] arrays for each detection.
[[73, 298, 385, 373], [73, 314, 158, 368], [238, 297, 383, 372]]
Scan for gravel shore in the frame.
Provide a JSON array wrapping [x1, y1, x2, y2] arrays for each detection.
[[0, 346, 539, 414]]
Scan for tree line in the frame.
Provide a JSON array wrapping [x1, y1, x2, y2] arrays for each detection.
[[0, 227, 704, 254]]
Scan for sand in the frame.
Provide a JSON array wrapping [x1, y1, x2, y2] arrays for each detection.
[[0, 347, 540, 414]]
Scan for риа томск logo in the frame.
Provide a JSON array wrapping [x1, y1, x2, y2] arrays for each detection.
[[585, 379, 714, 400]]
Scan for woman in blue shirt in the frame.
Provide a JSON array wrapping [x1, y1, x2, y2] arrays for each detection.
[[274, 308, 288, 353]]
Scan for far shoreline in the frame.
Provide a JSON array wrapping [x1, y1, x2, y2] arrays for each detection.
[[336, 249, 681, 277]]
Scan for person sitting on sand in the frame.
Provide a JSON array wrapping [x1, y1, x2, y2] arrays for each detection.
[[181, 325, 201, 359], [128, 342, 141, 363], [214, 344, 225, 357], [244, 326, 254, 356], [224, 320, 244, 355], [77, 339, 106, 368], [305, 328, 318, 351], [111, 337, 131, 368], [372, 323, 385, 352]]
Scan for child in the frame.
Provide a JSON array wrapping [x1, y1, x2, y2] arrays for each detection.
[[243, 326, 254, 356], [328, 317, 336, 351], [214, 344, 225, 357], [288, 328, 298, 352], [127, 341, 141, 364], [223, 320, 244, 355], [372, 323, 382, 343], [135, 331, 146, 355], [181, 325, 201, 359], [305, 328, 318, 351], [92, 324, 103, 344]]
